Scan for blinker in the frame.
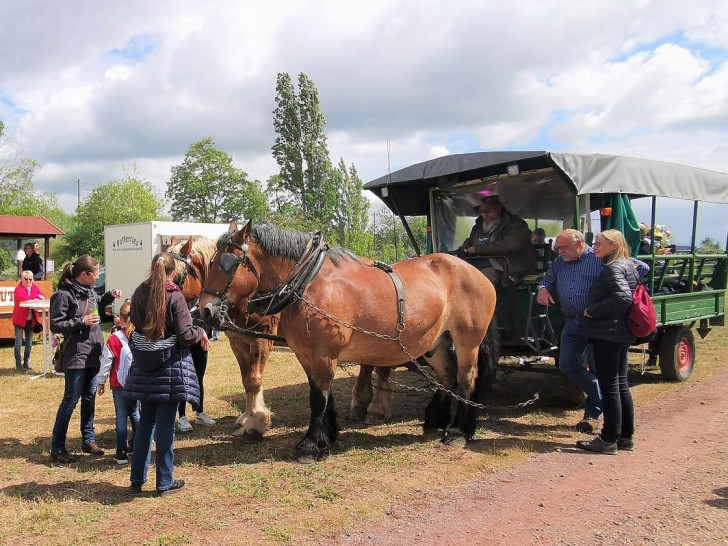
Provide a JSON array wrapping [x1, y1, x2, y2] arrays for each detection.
[[219, 252, 239, 274]]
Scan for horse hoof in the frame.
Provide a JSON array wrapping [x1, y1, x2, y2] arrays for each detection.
[[241, 429, 264, 443], [364, 412, 386, 426], [350, 407, 367, 422], [443, 433, 468, 448], [296, 454, 317, 465], [422, 428, 443, 442]]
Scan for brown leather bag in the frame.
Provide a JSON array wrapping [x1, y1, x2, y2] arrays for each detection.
[[53, 299, 90, 372]]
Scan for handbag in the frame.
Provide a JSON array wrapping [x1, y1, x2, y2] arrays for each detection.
[[53, 336, 68, 372], [52, 299, 89, 372], [33, 321, 43, 334]]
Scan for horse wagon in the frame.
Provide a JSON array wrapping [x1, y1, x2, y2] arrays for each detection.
[[364, 151, 728, 382]]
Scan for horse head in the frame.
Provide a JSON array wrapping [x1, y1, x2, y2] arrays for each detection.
[[200, 219, 261, 327]]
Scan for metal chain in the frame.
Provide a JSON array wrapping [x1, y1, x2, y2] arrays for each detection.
[[299, 295, 539, 410]]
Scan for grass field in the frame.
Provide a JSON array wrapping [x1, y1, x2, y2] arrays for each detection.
[[2, 325, 727, 545]]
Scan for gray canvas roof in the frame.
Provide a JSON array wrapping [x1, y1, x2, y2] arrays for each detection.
[[365, 151, 728, 216]]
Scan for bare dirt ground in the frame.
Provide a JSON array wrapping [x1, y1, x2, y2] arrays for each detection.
[[332, 370, 728, 545]]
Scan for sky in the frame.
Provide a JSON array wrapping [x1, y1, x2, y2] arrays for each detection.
[[1, 0, 728, 245]]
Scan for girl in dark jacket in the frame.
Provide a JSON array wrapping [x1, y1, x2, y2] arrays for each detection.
[[123, 253, 209, 496], [50, 255, 122, 463], [577, 230, 639, 455]]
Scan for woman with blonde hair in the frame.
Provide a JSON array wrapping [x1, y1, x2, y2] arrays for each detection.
[[122, 253, 209, 496], [577, 230, 639, 455]]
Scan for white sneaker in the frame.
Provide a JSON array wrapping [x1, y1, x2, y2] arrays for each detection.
[[176, 416, 193, 432], [195, 412, 216, 426]]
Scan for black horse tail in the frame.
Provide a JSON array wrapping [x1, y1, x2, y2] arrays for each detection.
[[473, 320, 500, 406]]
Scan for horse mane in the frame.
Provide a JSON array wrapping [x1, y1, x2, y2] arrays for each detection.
[[167, 237, 219, 278], [218, 224, 362, 267]]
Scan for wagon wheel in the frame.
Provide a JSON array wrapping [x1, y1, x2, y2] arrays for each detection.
[[658, 326, 695, 382]]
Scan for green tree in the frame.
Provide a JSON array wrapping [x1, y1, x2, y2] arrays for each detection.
[[271, 73, 336, 223], [698, 237, 723, 254], [167, 138, 269, 223], [330, 159, 370, 254], [66, 168, 164, 260]]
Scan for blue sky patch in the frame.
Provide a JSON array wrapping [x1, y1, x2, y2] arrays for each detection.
[[110, 34, 159, 61]]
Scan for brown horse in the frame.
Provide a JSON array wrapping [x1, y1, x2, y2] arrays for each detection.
[[199, 222, 498, 462], [167, 233, 394, 441]]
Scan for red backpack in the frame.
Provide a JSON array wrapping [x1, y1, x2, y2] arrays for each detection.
[[628, 283, 657, 338]]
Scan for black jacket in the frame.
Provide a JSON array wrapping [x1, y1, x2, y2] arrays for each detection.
[[579, 258, 639, 344], [461, 210, 537, 282], [50, 279, 114, 370]]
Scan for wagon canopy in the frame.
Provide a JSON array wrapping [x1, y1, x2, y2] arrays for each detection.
[[364, 151, 728, 217]]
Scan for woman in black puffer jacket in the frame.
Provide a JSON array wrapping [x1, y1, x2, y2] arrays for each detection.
[[577, 230, 639, 455], [123, 253, 209, 496]]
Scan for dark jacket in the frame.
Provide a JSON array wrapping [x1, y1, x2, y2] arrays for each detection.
[[579, 258, 639, 344], [462, 210, 538, 282], [23, 252, 44, 280], [50, 279, 114, 370], [122, 285, 203, 407]]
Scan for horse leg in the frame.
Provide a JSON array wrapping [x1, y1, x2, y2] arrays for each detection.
[[350, 365, 374, 422], [365, 367, 394, 425], [229, 335, 273, 442], [422, 340, 456, 440], [295, 358, 340, 464], [444, 344, 481, 447]]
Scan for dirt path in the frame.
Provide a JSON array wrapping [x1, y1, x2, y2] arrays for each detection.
[[332, 370, 728, 545]]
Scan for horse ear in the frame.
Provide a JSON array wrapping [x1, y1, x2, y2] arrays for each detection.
[[241, 219, 252, 238], [181, 236, 194, 257], [228, 221, 238, 232], [170, 236, 179, 246]]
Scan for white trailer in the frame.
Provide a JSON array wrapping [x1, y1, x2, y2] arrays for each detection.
[[104, 221, 229, 313]]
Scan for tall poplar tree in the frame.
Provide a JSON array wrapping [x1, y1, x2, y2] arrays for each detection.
[[271, 72, 335, 224]]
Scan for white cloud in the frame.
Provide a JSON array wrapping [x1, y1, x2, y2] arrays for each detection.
[[0, 0, 726, 217]]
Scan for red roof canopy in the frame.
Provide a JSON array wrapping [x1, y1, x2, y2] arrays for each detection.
[[0, 215, 65, 238]]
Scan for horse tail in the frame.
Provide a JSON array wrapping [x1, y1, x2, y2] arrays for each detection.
[[473, 320, 500, 405]]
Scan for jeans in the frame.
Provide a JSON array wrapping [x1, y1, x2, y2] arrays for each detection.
[[130, 400, 178, 491], [112, 388, 139, 452], [51, 367, 100, 451], [558, 317, 602, 419], [14, 322, 33, 368], [592, 339, 635, 443]]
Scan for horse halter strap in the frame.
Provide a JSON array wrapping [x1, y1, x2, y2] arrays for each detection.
[[168, 251, 200, 291], [201, 239, 261, 304]]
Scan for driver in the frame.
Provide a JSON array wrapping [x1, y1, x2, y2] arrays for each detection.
[[459, 195, 537, 286]]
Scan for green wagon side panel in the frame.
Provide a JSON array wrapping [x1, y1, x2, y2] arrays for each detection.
[[653, 291, 726, 326]]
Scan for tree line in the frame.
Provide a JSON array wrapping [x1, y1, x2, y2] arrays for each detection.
[[0, 73, 425, 276]]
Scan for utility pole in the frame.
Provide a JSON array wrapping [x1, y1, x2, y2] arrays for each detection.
[[76, 178, 81, 208]]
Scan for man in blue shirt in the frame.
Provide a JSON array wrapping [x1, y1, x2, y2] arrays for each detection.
[[537, 229, 603, 432]]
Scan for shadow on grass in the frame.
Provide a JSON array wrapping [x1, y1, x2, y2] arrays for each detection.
[[1, 479, 141, 504]]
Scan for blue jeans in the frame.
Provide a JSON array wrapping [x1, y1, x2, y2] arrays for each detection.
[[51, 367, 100, 451], [592, 340, 634, 443], [112, 388, 139, 452], [130, 400, 178, 491], [558, 318, 602, 419], [14, 322, 33, 368]]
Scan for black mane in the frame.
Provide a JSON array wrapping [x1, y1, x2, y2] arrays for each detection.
[[218, 224, 361, 266]]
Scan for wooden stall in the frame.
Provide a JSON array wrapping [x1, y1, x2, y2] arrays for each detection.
[[0, 215, 64, 339]]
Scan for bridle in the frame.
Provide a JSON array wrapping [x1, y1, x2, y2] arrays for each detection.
[[201, 236, 261, 324], [168, 251, 202, 292], [201, 230, 327, 323]]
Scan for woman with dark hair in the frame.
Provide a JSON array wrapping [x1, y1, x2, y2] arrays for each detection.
[[50, 255, 122, 463], [123, 253, 209, 496], [577, 230, 639, 455]]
